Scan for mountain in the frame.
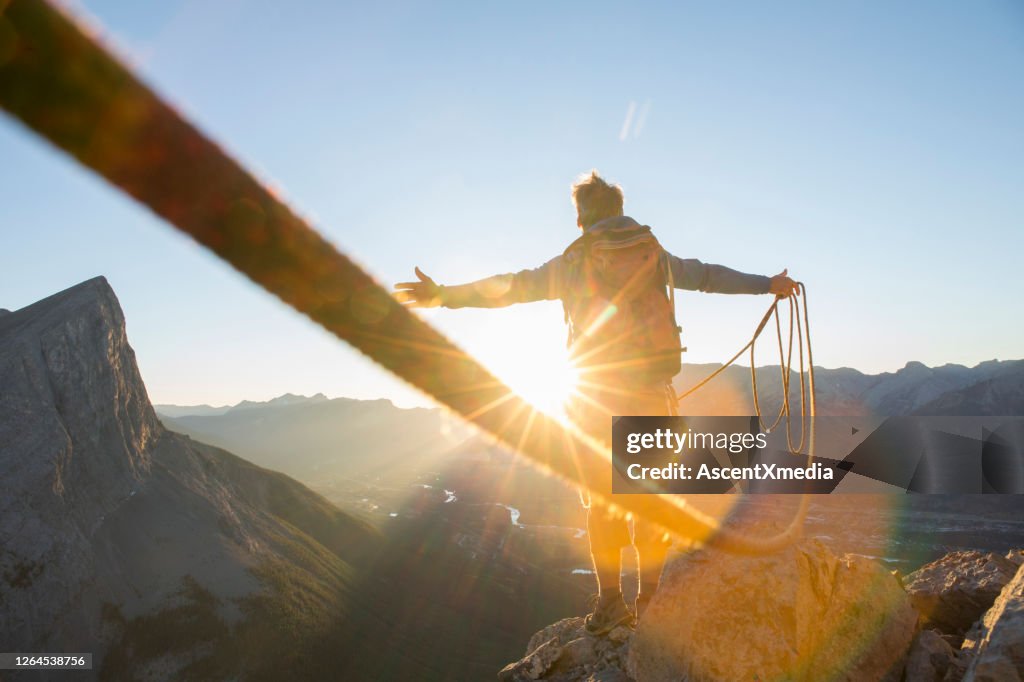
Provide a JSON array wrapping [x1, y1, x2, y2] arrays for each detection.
[[228, 392, 330, 412], [673, 359, 1024, 417], [154, 394, 331, 419], [151, 403, 233, 418], [0, 277, 379, 679], [158, 394, 468, 483], [914, 362, 1024, 416], [158, 358, 1024, 493], [0, 278, 590, 681]]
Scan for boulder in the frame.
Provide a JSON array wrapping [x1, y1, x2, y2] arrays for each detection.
[[499, 639, 565, 682], [1007, 550, 1024, 567], [526, 617, 586, 658], [626, 540, 916, 682], [905, 551, 1018, 636], [559, 637, 600, 670], [904, 630, 957, 681], [962, 564, 1024, 681], [501, 616, 633, 682]]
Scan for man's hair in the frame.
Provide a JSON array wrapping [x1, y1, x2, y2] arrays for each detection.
[[571, 171, 624, 228]]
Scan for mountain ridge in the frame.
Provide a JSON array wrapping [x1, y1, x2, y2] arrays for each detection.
[[0, 276, 379, 679], [673, 358, 1023, 417], [157, 358, 1024, 423], [159, 394, 468, 483]]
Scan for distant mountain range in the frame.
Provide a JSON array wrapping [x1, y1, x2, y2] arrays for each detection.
[[152, 359, 1024, 490], [155, 392, 331, 418], [157, 393, 471, 484], [673, 359, 1024, 417], [162, 357, 1024, 427]]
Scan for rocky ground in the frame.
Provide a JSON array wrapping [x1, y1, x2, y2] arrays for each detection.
[[500, 545, 1024, 682]]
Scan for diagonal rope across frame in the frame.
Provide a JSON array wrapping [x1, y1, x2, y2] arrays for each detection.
[[0, 0, 813, 554]]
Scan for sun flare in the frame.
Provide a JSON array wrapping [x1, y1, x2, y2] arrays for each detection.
[[486, 350, 580, 419]]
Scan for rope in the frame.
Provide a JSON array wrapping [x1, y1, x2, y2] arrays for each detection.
[[677, 285, 816, 457], [676, 284, 817, 544], [0, 0, 815, 555]]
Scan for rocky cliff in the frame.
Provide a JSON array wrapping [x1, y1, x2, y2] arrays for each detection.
[[0, 277, 377, 680]]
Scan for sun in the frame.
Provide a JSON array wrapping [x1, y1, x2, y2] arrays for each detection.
[[485, 348, 580, 419], [454, 309, 582, 420]]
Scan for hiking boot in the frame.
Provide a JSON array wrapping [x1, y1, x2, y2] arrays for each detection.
[[584, 591, 633, 635]]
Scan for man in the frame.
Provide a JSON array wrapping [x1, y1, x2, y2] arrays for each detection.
[[395, 171, 797, 634]]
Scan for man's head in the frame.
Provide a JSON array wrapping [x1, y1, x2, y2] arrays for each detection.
[[571, 171, 624, 230]]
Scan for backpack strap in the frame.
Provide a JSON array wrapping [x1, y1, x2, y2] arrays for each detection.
[[560, 232, 592, 348], [662, 250, 685, 355], [664, 249, 678, 329]]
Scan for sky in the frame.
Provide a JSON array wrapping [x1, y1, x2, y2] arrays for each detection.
[[1, 0, 1022, 409]]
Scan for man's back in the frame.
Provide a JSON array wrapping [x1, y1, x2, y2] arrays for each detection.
[[558, 218, 683, 388]]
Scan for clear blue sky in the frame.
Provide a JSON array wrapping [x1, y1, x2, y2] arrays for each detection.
[[1, 0, 1022, 408]]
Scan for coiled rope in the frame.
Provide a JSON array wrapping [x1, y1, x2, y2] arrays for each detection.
[[675, 284, 818, 543], [0, 0, 815, 554], [677, 285, 816, 458]]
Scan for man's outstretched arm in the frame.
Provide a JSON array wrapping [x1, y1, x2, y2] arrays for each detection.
[[394, 259, 562, 309], [667, 254, 798, 297]]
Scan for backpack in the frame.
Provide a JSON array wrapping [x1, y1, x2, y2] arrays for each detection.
[[560, 223, 682, 387]]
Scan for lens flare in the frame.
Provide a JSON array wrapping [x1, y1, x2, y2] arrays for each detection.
[[488, 353, 580, 420]]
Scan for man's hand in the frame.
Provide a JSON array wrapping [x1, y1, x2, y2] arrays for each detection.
[[769, 268, 799, 298], [394, 267, 443, 308]]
